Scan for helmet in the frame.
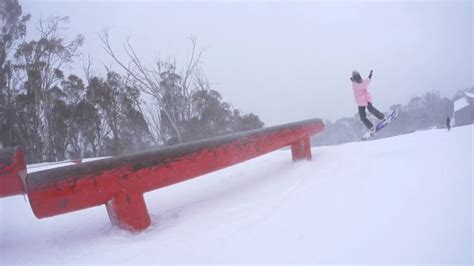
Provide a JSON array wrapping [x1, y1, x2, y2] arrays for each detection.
[[351, 70, 362, 83]]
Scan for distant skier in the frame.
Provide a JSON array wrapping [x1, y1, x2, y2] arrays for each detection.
[[446, 116, 451, 131], [351, 70, 385, 131]]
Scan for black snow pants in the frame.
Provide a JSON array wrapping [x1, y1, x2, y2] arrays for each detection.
[[358, 102, 385, 129]]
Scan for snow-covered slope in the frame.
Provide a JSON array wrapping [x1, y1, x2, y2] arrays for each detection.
[[1, 126, 472, 264]]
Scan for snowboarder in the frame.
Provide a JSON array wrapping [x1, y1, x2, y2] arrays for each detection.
[[446, 116, 451, 131], [351, 70, 385, 132]]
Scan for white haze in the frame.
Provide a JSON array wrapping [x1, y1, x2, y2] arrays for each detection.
[[21, 0, 473, 125]]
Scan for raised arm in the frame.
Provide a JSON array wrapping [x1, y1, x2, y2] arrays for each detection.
[[368, 70, 373, 79]]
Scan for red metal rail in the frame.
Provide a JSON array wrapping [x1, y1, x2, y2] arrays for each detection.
[[0, 147, 27, 197], [2, 118, 324, 232]]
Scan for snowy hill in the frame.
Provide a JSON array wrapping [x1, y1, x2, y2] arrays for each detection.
[[1, 126, 472, 264]]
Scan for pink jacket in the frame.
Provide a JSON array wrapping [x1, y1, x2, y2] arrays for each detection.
[[352, 78, 373, 107]]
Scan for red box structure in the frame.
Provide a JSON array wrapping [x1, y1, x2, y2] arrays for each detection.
[[0, 147, 27, 197], [1, 118, 324, 232]]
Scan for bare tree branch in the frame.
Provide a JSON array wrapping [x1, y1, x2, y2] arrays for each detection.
[[82, 55, 93, 84]]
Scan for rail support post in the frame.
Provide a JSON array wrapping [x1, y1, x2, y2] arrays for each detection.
[[291, 134, 312, 161], [106, 190, 151, 231]]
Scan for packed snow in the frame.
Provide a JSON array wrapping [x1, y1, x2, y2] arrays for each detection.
[[26, 157, 109, 173], [1, 125, 472, 264]]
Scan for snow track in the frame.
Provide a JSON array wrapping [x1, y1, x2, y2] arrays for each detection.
[[1, 126, 472, 264]]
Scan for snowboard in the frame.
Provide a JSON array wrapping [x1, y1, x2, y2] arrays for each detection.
[[362, 109, 399, 140]]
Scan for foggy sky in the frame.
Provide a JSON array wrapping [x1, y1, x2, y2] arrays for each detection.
[[22, 0, 473, 126]]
